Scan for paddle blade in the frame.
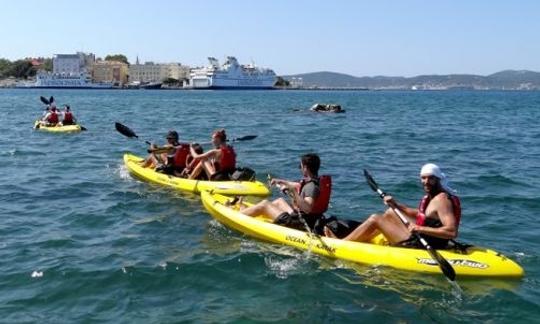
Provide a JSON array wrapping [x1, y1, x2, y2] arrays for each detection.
[[49, 96, 54, 104], [115, 122, 138, 138], [80, 126, 87, 131], [232, 135, 257, 142], [426, 245, 456, 281], [40, 96, 49, 105], [363, 169, 380, 193]]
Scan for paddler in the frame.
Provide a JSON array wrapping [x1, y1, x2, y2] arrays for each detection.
[[325, 163, 460, 249], [187, 129, 236, 180], [41, 104, 59, 126], [140, 130, 191, 176], [238, 153, 331, 233], [61, 105, 77, 125]]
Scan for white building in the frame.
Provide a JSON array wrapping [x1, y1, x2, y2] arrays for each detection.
[[53, 52, 95, 75]]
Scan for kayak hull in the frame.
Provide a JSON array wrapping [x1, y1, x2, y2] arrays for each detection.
[[124, 153, 270, 197], [201, 191, 524, 278], [34, 121, 81, 132]]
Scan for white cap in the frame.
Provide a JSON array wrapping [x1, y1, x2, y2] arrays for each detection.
[[420, 163, 457, 194]]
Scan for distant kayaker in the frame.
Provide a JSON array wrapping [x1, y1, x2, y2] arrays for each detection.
[[61, 105, 77, 125], [188, 129, 236, 180], [325, 163, 460, 248], [239, 153, 331, 232], [41, 106, 59, 126]]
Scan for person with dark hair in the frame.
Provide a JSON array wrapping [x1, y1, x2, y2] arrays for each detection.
[[187, 129, 236, 180], [41, 105, 59, 126], [180, 143, 207, 179], [237, 153, 332, 232], [140, 130, 191, 176], [61, 105, 77, 125]]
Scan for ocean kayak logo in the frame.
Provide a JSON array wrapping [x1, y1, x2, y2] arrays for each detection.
[[285, 235, 336, 254], [417, 258, 489, 269]]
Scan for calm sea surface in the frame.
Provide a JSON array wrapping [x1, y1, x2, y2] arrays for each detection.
[[0, 89, 539, 322]]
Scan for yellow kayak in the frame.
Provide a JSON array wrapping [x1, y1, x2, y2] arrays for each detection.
[[124, 153, 271, 197], [201, 190, 524, 278], [34, 121, 82, 132]]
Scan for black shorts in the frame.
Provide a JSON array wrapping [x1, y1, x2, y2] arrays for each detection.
[[274, 211, 321, 232], [397, 235, 449, 249], [210, 170, 232, 181], [156, 164, 184, 175]]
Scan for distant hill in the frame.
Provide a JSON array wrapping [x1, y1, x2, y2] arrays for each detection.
[[283, 70, 540, 90]]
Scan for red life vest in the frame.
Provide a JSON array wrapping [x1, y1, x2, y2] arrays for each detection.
[[173, 144, 190, 168], [63, 112, 73, 124], [298, 175, 332, 215], [218, 145, 236, 172], [416, 193, 461, 227], [47, 112, 59, 124]]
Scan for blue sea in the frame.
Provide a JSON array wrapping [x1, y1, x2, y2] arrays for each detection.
[[0, 89, 539, 322]]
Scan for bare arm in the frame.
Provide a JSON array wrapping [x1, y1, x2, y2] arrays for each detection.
[[383, 195, 418, 219], [290, 191, 315, 214], [190, 146, 217, 160]]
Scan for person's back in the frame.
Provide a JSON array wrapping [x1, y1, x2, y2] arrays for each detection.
[[46, 108, 59, 125], [62, 106, 75, 125]]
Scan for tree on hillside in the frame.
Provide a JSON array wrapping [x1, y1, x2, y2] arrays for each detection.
[[105, 54, 129, 65], [274, 76, 290, 87], [0, 58, 11, 78], [9, 60, 36, 79], [41, 58, 53, 71]]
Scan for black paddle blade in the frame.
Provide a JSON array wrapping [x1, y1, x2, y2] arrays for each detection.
[[233, 135, 257, 142], [49, 96, 54, 104], [80, 126, 87, 131], [115, 122, 138, 138], [40, 96, 49, 105], [426, 245, 456, 281], [363, 169, 379, 193]]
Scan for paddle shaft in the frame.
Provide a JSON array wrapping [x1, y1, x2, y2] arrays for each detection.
[[374, 188, 438, 253]]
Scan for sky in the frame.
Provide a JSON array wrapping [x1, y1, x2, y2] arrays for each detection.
[[1, 0, 539, 77]]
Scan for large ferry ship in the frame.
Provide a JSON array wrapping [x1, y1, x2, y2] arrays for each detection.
[[17, 71, 113, 89], [186, 56, 276, 89]]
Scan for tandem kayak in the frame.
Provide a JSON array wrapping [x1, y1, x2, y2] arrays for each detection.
[[201, 191, 524, 278], [124, 153, 271, 197], [34, 121, 82, 133]]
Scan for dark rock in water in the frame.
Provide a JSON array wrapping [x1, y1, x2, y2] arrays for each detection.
[[310, 103, 345, 113]]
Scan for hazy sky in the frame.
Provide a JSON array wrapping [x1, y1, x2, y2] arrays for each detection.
[[1, 0, 539, 76]]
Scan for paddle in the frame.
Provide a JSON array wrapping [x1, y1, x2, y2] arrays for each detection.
[[198, 135, 257, 145], [40, 96, 50, 105], [115, 122, 257, 148], [363, 169, 456, 282], [115, 122, 152, 145]]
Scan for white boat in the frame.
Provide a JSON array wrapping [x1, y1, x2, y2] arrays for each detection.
[[186, 56, 276, 89], [17, 71, 113, 89]]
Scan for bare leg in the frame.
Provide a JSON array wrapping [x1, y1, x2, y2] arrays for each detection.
[[202, 160, 216, 179], [188, 162, 204, 180], [240, 198, 293, 220], [140, 153, 157, 168], [341, 208, 411, 243]]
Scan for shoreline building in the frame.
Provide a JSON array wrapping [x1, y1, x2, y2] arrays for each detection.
[[92, 60, 129, 86], [16, 52, 113, 89], [53, 52, 95, 76], [128, 57, 190, 84]]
